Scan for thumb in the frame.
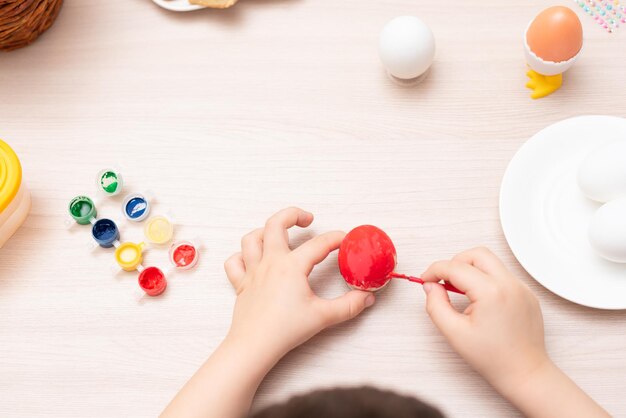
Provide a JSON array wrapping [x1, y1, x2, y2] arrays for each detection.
[[319, 290, 375, 327], [423, 283, 466, 338]]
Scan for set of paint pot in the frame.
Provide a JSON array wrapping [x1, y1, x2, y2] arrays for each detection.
[[111, 238, 200, 296], [116, 240, 200, 296], [110, 238, 201, 296], [67, 169, 199, 296], [0, 140, 31, 248]]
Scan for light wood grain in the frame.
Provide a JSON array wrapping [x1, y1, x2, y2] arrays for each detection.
[[0, 0, 625, 416]]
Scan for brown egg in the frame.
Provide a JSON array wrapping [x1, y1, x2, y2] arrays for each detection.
[[526, 6, 583, 62]]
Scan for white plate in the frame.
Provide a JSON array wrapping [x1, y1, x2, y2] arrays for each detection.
[[500, 115, 626, 310], [152, 0, 205, 12]]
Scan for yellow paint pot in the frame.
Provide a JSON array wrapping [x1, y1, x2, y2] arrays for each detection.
[[114, 242, 145, 271], [144, 215, 174, 245]]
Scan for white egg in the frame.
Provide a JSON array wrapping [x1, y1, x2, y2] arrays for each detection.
[[578, 140, 626, 202], [589, 197, 626, 263], [379, 16, 435, 81]]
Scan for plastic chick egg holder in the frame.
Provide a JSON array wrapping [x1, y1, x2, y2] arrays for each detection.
[[523, 6, 583, 99], [0, 140, 31, 248]]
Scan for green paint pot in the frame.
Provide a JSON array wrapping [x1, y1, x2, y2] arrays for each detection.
[[97, 169, 123, 196], [69, 195, 97, 225]]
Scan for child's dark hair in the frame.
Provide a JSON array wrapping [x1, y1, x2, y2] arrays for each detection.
[[251, 386, 445, 418]]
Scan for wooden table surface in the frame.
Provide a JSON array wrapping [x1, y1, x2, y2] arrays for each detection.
[[1, 0, 625, 416]]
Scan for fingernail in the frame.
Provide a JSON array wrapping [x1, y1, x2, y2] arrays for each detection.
[[423, 283, 433, 294], [365, 294, 375, 308]]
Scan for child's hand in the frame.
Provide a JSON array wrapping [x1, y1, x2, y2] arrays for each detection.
[[162, 208, 374, 418], [421, 247, 547, 393], [421, 248, 610, 418], [224, 207, 375, 361]]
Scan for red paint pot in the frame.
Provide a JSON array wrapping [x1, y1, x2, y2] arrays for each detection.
[[169, 241, 199, 270], [338, 225, 397, 291], [138, 266, 167, 296]]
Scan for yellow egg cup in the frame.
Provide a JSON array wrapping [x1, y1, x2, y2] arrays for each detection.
[[114, 241, 145, 271], [526, 70, 563, 100], [522, 8, 581, 100]]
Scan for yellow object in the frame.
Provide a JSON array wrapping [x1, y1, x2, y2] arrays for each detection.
[[0, 140, 31, 248], [526, 70, 563, 99], [189, 0, 238, 8], [0, 140, 22, 213], [114, 242, 145, 271], [144, 216, 174, 244]]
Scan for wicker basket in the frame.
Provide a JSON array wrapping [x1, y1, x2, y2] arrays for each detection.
[[0, 0, 63, 51]]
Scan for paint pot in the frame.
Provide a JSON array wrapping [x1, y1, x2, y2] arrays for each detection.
[[114, 241, 144, 271], [144, 215, 174, 244], [138, 266, 167, 296], [169, 241, 199, 269], [91, 218, 120, 248], [122, 193, 150, 222], [0, 139, 31, 248], [96, 169, 123, 196], [69, 195, 97, 225]]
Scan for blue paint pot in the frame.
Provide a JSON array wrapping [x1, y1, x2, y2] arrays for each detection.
[[122, 193, 150, 222], [92, 218, 120, 248]]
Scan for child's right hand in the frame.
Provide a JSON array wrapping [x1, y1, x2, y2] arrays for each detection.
[[421, 248, 611, 417], [421, 247, 548, 393]]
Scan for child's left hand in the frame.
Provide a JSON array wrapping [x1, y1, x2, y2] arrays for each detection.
[[162, 207, 375, 418], [224, 207, 375, 361]]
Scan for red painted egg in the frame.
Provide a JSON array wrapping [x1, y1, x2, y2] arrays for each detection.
[[338, 225, 397, 291]]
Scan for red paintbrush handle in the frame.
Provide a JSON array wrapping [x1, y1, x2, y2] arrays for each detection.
[[440, 281, 464, 295], [390, 273, 465, 295]]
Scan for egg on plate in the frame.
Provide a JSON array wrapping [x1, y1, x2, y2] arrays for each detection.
[[588, 198, 626, 263], [578, 140, 626, 203]]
